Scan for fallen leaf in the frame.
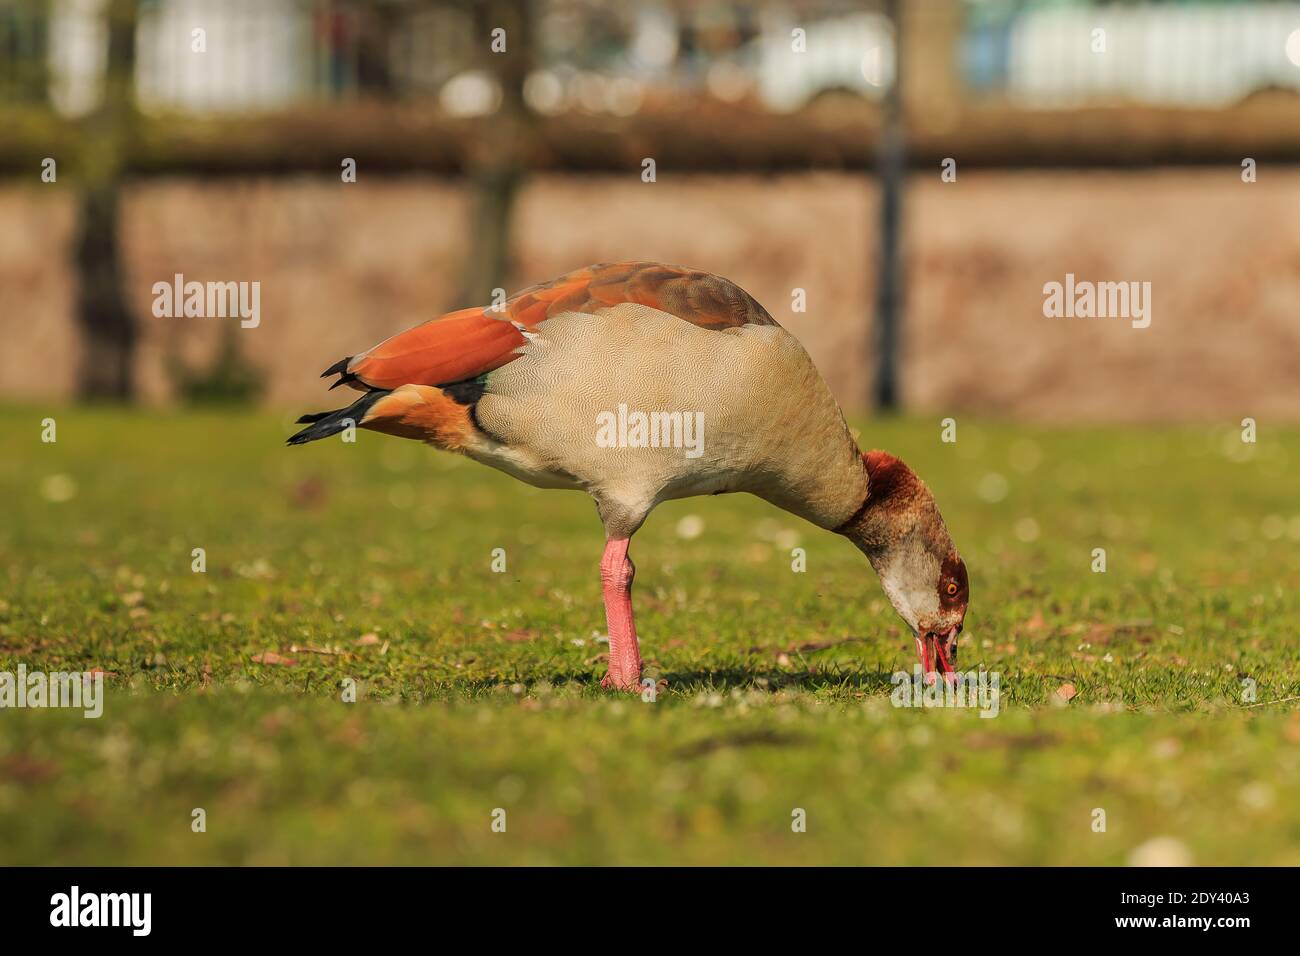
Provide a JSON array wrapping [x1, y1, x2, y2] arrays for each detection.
[[1283, 717, 1300, 745], [332, 717, 367, 748], [250, 651, 297, 666], [289, 644, 342, 656], [0, 753, 60, 785], [290, 477, 327, 509], [1055, 683, 1078, 702], [355, 633, 380, 646]]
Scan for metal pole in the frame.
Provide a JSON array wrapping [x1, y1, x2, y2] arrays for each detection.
[[874, 0, 905, 412]]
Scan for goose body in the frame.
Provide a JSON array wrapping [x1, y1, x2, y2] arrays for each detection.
[[470, 304, 867, 535], [292, 262, 968, 690]]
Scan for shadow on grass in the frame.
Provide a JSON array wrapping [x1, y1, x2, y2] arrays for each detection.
[[433, 665, 899, 697], [655, 666, 899, 695]]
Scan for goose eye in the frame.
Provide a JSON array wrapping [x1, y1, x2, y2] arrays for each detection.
[[946, 582, 958, 596]]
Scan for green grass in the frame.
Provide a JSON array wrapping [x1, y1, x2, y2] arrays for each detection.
[[1, 404, 1297, 865]]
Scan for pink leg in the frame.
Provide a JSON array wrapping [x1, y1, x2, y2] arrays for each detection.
[[599, 537, 642, 692]]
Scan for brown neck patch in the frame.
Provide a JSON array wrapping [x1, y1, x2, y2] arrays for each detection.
[[862, 450, 921, 506], [834, 450, 922, 534]]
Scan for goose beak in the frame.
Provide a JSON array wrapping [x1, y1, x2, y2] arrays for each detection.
[[915, 626, 960, 685]]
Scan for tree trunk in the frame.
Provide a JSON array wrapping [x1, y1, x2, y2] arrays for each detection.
[[873, 0, 906, 413], [353, 1, 395, 96], [459, 0, 534, 307], [74, 183, 136, 399], [73, 0, 137, 400]]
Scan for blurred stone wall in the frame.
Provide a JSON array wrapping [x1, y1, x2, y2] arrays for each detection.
[[2, 169, 1298, 421]]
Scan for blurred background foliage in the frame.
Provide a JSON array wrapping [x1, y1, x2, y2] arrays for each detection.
[[1, 0, 1298, 410]]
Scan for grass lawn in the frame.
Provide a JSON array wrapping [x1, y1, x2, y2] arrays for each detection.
[[1, 403, 1297, 865]]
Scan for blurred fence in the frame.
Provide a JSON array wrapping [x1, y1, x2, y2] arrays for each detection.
[[2, 0, 1300, 412]]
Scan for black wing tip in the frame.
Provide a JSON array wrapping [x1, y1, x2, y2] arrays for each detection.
[[320, 357, 352, 379], [286, 390, 389, 447]]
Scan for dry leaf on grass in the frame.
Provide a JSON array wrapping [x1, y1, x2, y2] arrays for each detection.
[[289, 477, 327, 509], [250, 651, 297, 666], [1055, 683, 1078, 702], [355, 633, 380, 646], [0, 753, 60, 784]]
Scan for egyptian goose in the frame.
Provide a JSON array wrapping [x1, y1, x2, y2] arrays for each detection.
[[290, 262, 969, 691]]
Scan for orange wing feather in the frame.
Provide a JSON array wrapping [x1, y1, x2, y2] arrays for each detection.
[[342, 262, 776, 392]]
